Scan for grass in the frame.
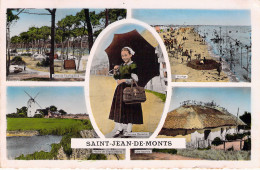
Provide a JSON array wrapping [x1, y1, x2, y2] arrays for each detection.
[[145, 90, 166, 102], [22, 77, 84, 81], [177, 149, 250, 160], [21, 56, 86, 74], [11, 118, 96, 160], [22, 77, 51, 81], [7, 118, 93, 135]]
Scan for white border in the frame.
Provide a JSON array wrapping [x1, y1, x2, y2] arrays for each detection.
[[0, 0, 259, 169], [84, 18, 172, 139]]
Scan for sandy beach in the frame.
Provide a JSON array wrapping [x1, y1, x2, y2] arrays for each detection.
[[159, 27, 230, 82], [89, 75, 165, 136]]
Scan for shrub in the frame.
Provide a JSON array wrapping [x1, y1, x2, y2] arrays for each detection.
[[242, 138, 251, 151], [21, 53, 32, 56], [33, 114, 44, 118], [15, 143, 61, 160], [227, 146, 234, 151], [212, 137, 223, 146], [152, 149, 177, 155], [225, 134, 240, 141], [88, 154, 107, 160], [198, 146, 211, 150], [37, 57, 50, 67], [11, 56, 25, 65]]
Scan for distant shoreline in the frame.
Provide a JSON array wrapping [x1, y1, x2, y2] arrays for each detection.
[[7, 130, 39, 137]]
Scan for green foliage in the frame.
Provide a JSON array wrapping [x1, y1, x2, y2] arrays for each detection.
[[11, 56, 25, 65], [40, 107, 49, 116], [93, 29, 103, 37], [98, 9, 126, 25], [197, 146, 211, 150], [50, 105, 57, 112], [145, 90, 166, 102], [15, 143, 61, 160], [20, 53, 32, 56], [87, 154, 107, 160], [177, 149, 250, 160], [13, 118, 94, 159], [58, 109, 67, 115], [6, 113, 26, 118], [10, 9, 126, 48], [36, 57, 50, 67], [7, 106, 27, 118], [33, 114, 44, 118], [226, 134, 244, 141], [227, 146, 234, 151], [211, 137, 223, 146], [152, 149, 177, 155], [7, 9, 19, 23], [239, 111, 251, 129], [60, 133, 82, 156], [7, 118, 93, 136], [243, 138, 251, 151], [11, 36, 21, 44]]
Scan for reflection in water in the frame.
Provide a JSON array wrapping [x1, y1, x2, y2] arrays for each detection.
[[7, 135, 62, 159]]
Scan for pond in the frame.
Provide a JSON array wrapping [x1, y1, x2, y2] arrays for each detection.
[[7, 135, 62, 159]]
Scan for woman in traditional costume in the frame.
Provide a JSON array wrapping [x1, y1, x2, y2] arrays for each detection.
[[109, 47, 143, 138]]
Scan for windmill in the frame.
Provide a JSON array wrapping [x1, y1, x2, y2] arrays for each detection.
[[24, 91, 42, 117]]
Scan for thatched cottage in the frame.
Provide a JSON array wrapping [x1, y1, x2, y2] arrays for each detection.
[[159, 104, 246, 148]]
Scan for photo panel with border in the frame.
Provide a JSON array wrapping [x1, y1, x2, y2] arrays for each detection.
[[86, 19, 171, 139], [131, 87, 251, 161], [6, 8, 126, 81], [6, 86, 125, 160], [132, 9, 251, 82]]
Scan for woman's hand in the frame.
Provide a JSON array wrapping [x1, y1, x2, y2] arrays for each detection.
[[113, 65, 119, 74], [117, 79, 125, 85], [114, 65, 119, 70]]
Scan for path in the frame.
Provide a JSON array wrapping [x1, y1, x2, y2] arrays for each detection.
[[89, 75, 165, 136]]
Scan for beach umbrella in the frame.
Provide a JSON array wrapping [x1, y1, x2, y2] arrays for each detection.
[[105, 29, 160, 87]]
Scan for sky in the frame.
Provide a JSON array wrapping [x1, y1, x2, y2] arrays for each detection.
[[133, 9, 251, 26], [92, 23, 146, 67], [169, 87, 251, 116], [9, 8, 104, 37], [7, 86, 87, 114]]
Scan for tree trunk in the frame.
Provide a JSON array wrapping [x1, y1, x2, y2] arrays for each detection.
[[84, 9, 93, 53], [61, 40, 64, 70], [49, 9, 56, 80], [77, 37, 84, 71], [66, 38, 69, 60], [6, 25, 11, 76], [105, 9, 109, 27]]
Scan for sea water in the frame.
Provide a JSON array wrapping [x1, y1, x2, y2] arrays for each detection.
[[7, 135, 62, 159], [195, 25, 251, 82]]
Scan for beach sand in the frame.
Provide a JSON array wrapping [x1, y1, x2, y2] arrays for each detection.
[[89, 75, 165, 136], [159, 27, 230, 82]]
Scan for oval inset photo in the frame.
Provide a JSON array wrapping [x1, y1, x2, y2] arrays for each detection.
[[88, 21, 169, 138]]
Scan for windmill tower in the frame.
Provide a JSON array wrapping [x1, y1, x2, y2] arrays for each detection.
[[24, 91, 42, 117]]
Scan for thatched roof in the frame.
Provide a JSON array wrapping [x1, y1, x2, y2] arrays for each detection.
[[162, 105, 246, 130]]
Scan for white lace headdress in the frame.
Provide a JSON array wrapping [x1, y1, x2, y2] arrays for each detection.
[[123, 47, 135, 55]]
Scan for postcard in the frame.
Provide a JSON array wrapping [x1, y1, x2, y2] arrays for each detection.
[[0, 0, 260, 169]]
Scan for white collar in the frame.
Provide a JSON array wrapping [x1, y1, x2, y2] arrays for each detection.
[[123, 60, 133, 66]]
